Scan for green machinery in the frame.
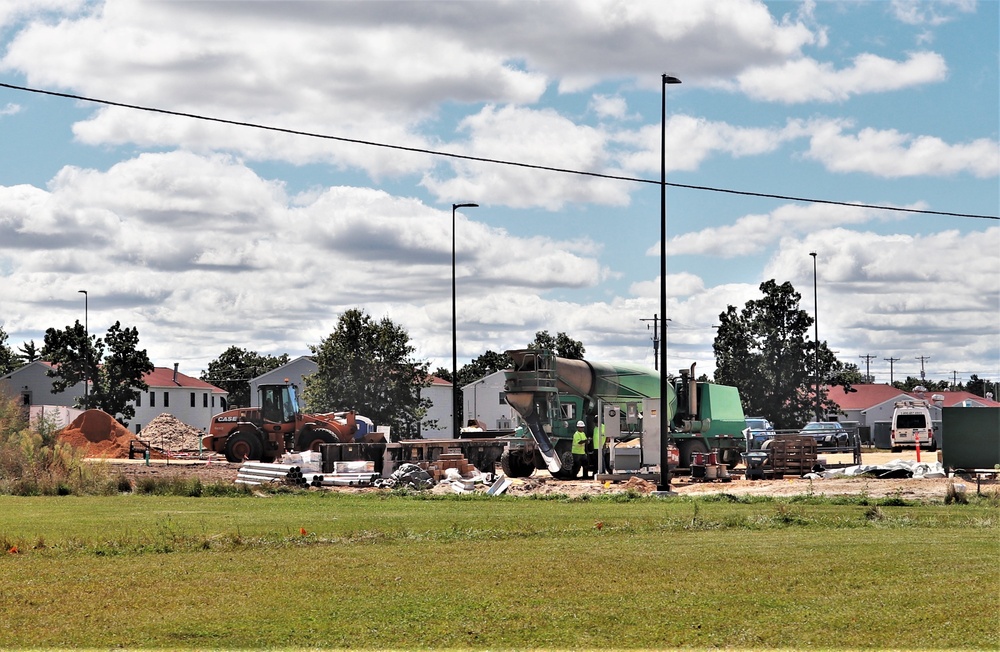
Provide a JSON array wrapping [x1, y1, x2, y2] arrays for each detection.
[[500, 348, 747, 478]]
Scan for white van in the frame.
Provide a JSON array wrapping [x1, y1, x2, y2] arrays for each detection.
[[890, 400, 936, 452]]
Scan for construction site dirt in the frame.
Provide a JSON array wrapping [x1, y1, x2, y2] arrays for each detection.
[[92, 449, 996, 502]]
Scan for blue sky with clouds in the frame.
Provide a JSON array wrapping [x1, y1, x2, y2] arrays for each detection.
[[1, 0, 997, 386]]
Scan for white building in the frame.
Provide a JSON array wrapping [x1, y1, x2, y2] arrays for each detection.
[[462, 370, 518, 431], [130, 364, 229, 434], [0, 361, 227, 433]]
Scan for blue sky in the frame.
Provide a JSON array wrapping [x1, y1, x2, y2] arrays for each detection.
[[0, 0, 997, 387]]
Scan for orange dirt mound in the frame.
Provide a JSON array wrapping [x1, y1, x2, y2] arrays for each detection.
[[58, 409, 139, 458]]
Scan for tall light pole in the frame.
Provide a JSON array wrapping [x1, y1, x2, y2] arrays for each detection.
[[658, 74, 681, 491], [810, 252, 820, 421], [452, 202, 478, 438], [78, 290, 88, 406]]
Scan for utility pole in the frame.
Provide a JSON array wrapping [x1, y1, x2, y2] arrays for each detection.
[[951, 370, 959, 389], [640, 315, 660, 371], [884, 356, 900, 385], [859, 354, 878, 384], [916, 356, 930, 381]]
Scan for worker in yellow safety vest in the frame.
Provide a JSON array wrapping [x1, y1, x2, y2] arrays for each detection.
[[572, 420, 590, 479], [589, 422, 606, 475]]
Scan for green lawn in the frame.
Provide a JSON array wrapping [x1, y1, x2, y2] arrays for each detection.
[[0, 492, 996, 650]]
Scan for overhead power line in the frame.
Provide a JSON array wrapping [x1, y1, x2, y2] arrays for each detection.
[[1, 81, 997, 221]]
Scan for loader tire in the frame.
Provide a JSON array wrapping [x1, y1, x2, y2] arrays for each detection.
[[297, 428, 336, 453], [500, 450, 534, 478], [225, 431, 263, 463]]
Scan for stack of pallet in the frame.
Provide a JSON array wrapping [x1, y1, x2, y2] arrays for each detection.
[[423, 452, 476, 482], [768, 436, 817, 478]]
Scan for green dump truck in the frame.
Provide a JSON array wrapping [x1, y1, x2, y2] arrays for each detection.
[[500, 348, 747, 478]]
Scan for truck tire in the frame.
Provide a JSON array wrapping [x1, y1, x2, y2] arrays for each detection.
[[719, 446, 742, 469], [677, 439, 708, 469], [225, 431, 263, 463], [500, 450, 534, 478], [297, 428, 336, 452]]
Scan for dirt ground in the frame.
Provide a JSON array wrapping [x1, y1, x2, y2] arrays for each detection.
[[92, 448, 998, 501]]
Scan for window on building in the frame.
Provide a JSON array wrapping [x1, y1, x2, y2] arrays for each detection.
[[150, 392, 155, 408], [190, 392, 196, 407], [164, 392, 169, 408], [136, 393, 141, 407], [212, 395, 215, 408], [203, 393, 208, 408]]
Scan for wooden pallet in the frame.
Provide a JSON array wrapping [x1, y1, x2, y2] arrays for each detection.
[[768, 436, 817, 478]]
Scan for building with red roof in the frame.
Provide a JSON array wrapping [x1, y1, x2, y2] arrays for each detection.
[[1, 361, 227, 432], [825, 384, 1000, 427]]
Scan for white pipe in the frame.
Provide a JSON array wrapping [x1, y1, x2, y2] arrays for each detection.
[[241, 463, 300, 473]]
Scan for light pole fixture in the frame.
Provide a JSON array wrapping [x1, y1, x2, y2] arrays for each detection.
[[78, 290, 88, 406], [810, 252, 820, 421], [451, 202, 478, 438], [658, 73, 681, 491]]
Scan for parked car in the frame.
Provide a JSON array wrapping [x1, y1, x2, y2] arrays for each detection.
[[746, 417, 776, 449], [798, 421, 849, 447]]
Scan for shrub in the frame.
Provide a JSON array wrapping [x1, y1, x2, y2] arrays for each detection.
[[0, 397, 93, 495]]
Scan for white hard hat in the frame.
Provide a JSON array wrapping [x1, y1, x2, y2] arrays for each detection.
[[576, 420, 585, 427]]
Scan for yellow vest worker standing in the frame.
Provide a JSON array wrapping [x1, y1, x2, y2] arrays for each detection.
[[572, 421, 590, 479], [589, 422, 606, 475]]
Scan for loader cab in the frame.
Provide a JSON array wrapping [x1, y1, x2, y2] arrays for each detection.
[[260, 384, 298, 424]]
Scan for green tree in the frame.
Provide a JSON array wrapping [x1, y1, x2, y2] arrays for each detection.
[[0, 326, 19, 374], [965, 374, 998, 400], [303, 309, 431, 439], [830, 362, 864, 387], [200, 347, 290, 408], [41, 321, 154, 425], [18, 340, 40, 363], [528, 330, 585, 359], [892, 377, 949, 392], [713, 280, 847, 429]]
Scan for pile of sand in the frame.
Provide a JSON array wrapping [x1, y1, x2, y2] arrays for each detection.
[[140, 413, 205, 452], [58, 410, 139, 458]]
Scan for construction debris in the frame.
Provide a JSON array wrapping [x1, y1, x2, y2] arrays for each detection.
[[375, 463, 434, 490], [140, 413, 205, 452], [58, 410, 144, 458], [805, 458, 947, 480]]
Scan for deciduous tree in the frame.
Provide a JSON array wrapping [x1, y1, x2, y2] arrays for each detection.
[[0, 326, 19, 375], [304, 309, 431, 438], [528, 331, 585, 359], [200, 347, 290, 408], [713, 280, 849, 429], [41, 321, 154, 425]]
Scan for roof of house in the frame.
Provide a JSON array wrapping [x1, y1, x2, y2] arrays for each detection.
[[826, 384, 1000, 411], [427, 375, 451, 387], [143, 367, 225, 393]]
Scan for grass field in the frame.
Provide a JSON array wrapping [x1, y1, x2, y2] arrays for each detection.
[[0, 491, 996, 650]]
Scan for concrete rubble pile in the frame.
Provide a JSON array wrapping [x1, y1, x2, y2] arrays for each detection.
[[140, 413, 206, 452]]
